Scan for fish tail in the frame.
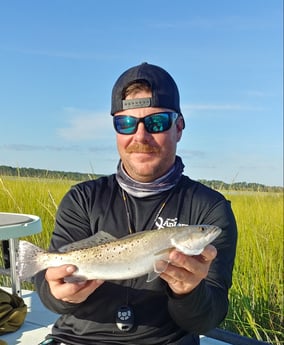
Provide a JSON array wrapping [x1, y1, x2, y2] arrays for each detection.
[[17, 240, 47, 280]]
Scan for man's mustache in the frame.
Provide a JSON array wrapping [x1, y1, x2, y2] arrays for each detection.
[[126, 143, 160, 153]]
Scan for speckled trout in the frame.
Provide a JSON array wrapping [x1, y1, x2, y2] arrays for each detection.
[[17, 225, 221, 283]]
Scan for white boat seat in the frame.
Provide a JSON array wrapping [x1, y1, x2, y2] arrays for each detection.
[[0, 213, 42, 296]]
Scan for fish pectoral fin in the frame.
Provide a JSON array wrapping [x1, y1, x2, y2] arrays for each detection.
[[152, 248, 171, 276], [147, 271, 160, 282], [154, 259, 169, 273], [146, 249, 170, 283], [59, 231, 118, 252], [146, 260, 169, 282]]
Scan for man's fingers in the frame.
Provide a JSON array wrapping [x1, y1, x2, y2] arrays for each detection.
[[45, 265, 77, 281], [161, 245, 218, 295], [200, 244, 217, 261]]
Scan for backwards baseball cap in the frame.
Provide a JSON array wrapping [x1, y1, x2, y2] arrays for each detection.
[[111, 62, 182, 116]]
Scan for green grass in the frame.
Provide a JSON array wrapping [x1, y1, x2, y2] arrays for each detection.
[[222, 192, 283, 344], [0, 176, 283, 344], [0, 176, 72, 245]]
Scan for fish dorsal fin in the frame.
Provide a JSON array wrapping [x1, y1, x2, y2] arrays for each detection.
[[59, 231, 117, 252]]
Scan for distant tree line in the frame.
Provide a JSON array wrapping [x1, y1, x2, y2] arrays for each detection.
[[0, 165, 283, 192], [0, 165, 101, 181], [198, 179, 283, 193]]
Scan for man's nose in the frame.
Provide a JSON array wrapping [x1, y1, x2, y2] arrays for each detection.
[[133, 122, 150, 139]]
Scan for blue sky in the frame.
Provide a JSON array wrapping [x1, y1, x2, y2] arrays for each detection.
[[0, 0, 283, 186]]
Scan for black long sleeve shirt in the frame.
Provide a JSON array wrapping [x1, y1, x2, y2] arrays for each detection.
[[35, 175, 237, 345]]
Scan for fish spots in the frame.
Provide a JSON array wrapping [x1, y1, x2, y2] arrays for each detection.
[[54, 255, 63, 261], [105, 254, 116, 260]]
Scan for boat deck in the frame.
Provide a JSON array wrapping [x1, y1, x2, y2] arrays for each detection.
[[0, 288, 56, 344]]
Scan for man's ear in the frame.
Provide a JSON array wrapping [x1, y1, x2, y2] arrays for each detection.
[[176, 115, 184, 141], [179, 114, 185, 129]]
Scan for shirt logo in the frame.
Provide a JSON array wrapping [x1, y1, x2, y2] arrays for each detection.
[[155, 216, 188, 229]]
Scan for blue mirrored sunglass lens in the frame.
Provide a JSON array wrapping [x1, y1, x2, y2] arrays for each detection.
[[144, 113, 171, 133], [115, 117, 137, 134], [113, 112, 177, 134]]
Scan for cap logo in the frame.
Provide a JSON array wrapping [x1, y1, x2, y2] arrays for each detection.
[[122, 98, 151, 110]]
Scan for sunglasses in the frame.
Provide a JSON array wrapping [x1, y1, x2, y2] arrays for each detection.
[[113, 112, 179, 135]]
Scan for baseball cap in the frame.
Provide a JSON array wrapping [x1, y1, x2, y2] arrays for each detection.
[[111, 62, 182, 116]]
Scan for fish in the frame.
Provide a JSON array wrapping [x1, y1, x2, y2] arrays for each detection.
[[17, 224, 222, 283]]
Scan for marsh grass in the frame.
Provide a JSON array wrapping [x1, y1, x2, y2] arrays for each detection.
[[0, 177, 73, 246], [222, 192, 283, 344], [0, 176, 283, 344]]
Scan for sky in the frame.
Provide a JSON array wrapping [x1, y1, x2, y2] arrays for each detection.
[[0, 0, 283, 187]]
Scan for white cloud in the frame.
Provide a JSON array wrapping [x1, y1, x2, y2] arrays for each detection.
[[0, 144, 82, 152], [182, 103, 263, 111], [57, 108, 113, 141]]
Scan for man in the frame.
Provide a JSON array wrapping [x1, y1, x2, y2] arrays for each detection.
[[35, 62, 237, 345]]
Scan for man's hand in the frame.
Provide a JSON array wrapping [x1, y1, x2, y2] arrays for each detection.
[[160, 244, 217, 295], [45, 265, 104, 304]]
